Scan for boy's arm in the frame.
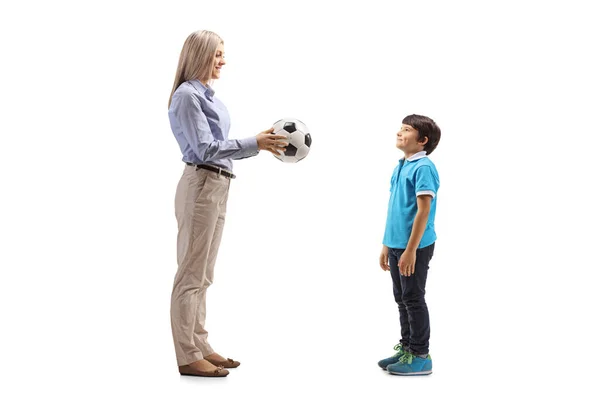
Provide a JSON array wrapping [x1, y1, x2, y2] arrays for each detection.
[[406, 196, 432, 252], [399, 195, 432, 276], [379, 245, 390, 271]]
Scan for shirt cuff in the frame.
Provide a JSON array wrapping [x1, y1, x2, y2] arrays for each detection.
[[240, 136, 259, 157], [417, 190, 436, 198]]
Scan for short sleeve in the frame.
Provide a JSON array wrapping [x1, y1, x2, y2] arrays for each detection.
[[415, 166, 438, 198]]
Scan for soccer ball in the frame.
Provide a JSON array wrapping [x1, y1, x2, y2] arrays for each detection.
[[271, 118, 312, 163]]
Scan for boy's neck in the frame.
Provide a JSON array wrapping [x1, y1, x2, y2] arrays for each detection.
[[403, 149, 425, 160]]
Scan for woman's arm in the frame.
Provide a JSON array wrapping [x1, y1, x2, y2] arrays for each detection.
[[173, 92, 259, 162]]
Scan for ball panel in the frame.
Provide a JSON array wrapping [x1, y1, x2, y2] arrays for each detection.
[[283, 122, 296, 134], [289, 131, 305, 148], [304, 133, 312, 147], [295, 145, 309, 160], [281, 155, 298, 163], [284, 143, 298, 157]]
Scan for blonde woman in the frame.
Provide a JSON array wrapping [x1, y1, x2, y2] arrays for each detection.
[[168, 30, 288, 377]]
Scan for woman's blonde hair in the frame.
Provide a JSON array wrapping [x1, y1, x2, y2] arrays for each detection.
[[168, 30, 223, 108]]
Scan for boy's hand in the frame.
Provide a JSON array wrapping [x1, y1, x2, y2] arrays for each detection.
[[399, 250, 416, 277], [379, 245, 390, 271]]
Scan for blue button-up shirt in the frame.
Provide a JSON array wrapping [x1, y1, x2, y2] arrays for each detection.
[[168, 79, 259, 171]]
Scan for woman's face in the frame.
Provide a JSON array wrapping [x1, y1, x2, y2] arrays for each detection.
[[212, 43, 226, 80]]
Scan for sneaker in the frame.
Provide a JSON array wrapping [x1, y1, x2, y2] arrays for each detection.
[[387, 352, 432, 376], [377, 344, 407, 370]]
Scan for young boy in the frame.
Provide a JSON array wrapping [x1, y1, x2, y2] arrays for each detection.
[[377, 114, 441, 376]]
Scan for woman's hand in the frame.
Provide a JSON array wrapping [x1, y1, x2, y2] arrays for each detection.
[[256, 128, 288, 156]]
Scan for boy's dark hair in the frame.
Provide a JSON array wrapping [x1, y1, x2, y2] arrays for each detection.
[[402, 114, 441, 155]]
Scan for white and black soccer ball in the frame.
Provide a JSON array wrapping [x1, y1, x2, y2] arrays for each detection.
[[271, 118, 312, 163]]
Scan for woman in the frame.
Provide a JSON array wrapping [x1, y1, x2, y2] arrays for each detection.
[[168, 30, 287, 377]]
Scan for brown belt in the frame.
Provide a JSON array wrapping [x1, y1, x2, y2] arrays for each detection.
[[185, 162, 236, 179]]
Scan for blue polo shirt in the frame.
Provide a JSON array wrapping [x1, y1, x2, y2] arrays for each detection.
[[383, 151, 440, 249]]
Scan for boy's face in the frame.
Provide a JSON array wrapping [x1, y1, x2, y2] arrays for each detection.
[[396, 124, 428, 153]]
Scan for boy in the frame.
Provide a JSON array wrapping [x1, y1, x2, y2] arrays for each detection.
[[378, 114, 441, 376]]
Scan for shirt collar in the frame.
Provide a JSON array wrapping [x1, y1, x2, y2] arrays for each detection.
[[401, 151, 428, 162], [190, 79, 215, 101]]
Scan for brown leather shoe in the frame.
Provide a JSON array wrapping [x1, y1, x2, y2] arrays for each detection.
[[206, 358, 241, 369], [179, 364, 229, 377]]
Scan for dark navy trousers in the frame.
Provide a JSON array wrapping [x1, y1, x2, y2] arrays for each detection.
[[388, 243, 435, 355]]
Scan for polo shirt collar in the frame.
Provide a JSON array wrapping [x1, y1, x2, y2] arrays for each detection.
[[401, 151, 428, 162], [190, 79, 215, 101]]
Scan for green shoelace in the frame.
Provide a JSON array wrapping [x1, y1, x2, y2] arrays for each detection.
[[393, 344, 405, 356], [398, 352, 415, 365]]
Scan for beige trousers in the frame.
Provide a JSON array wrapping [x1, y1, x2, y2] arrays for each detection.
[[171, 165, 230, 366]]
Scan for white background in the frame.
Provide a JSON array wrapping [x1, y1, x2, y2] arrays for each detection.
[[1, 0, 599, 398]]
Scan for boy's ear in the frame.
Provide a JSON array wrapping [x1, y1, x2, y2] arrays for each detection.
[[419, 136, 429, 146]]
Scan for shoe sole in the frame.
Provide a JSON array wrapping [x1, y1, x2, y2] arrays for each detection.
[[388, 370, 432, 376], [180, 372, 228, 377]]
